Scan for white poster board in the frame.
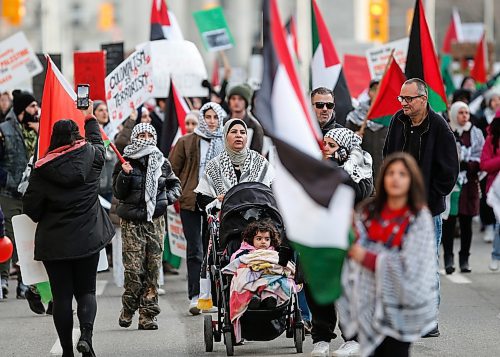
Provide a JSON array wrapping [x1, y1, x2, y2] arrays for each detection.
[[366, 37, 408, 80], [461, 23, 484, 43], [105, 46, 154, 125], [147, 40, 208, 98], [0, 32, 43, 92], [13, 214, 109, 285], [167, 206, 187, 258]]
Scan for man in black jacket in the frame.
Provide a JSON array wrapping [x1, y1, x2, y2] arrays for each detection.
[[383, 78, 459, 338]]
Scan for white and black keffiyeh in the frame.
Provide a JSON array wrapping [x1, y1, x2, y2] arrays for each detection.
[[337, 209, 438, 357], [195, 102, 226, 163], [124, 123, 165, 222]]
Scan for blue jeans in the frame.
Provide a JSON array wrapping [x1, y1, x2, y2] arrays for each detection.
[[433, 215, 442, 315], [492, 224, 500, 260], [298, 289, 311, 322]]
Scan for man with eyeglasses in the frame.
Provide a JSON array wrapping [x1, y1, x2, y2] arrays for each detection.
[[383, 78, 459, 338], [311, 87, 342, 136], [0, 90, 39, 301]]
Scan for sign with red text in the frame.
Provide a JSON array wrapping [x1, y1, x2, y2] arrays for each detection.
[[0, 32, 43, 91], [104, 47, 154, 124], [74, 51, 106, 101], [366, 37, 408, 79]]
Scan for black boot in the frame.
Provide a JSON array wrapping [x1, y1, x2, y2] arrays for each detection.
[[77, 323, 96, 357], [61, 345, 75, 357], [25, 287, 45, 314], [444, 254, 455, 275], [459, 255, 471, 273]]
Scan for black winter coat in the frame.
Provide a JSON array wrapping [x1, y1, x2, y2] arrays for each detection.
[[113, 155, 181, 222], [383, 107, 459, 216], [23, 118, 115, 261]]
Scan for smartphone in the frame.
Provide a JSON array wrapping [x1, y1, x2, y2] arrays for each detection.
[[76, 84, 90, 109]]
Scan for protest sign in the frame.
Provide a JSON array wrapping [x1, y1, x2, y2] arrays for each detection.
[[0, 32, 43, 92], [33, 54, 61, 103], [104, 47, 154, 125], [166, 206, 186, 258], [147, 40, 208, 98], [101, 42, 124, 76], [343, 54, 371, 98], [193, 6, 234, 52], [366, 37, 408, 79], [74, 51, 106, 101]]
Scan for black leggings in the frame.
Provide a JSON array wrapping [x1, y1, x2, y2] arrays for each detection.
[[372, 336, 410, 357], [43, 253, 100, 349], [442, 214, 473, 259]]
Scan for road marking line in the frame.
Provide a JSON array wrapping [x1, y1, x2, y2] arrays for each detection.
[[96, 280, 108, 296], [445, 273, 472, 284], [50, 328, 79, 356]]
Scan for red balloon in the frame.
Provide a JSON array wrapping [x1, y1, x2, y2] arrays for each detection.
[[0, 237, 13, 263]]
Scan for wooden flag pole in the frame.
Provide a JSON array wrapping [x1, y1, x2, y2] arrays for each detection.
[[358, 49, 396, 138]]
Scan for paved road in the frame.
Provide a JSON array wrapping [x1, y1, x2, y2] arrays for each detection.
[[1, 223, 499, 356]]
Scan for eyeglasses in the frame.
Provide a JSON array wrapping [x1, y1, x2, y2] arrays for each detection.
[[314, 102, 335, 109], [397, 95, 424, 103]]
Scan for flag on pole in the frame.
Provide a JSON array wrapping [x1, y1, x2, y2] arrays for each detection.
[[211, 57, 220, 87], [470, 31, 488, 86], [254, 0, 354, 305], [150, 0, 184, 41], [441, 8, 463, 97], [310, 0, 353, 126], [160, 79, 188, 156], [38, 56, 85, 158], [366, 54, 407, 127], [285, 15, 301, 63], [405, 0, 447, 112]]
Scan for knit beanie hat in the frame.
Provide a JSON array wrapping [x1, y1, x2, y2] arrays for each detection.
[[227, 84, 253, 107], [13, 89, 36, 116]]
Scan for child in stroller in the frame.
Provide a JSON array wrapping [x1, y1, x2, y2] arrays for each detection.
[[223, 219, 296, 344]]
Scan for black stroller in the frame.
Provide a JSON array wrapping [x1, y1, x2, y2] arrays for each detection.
[[203, 182, 304, 356]]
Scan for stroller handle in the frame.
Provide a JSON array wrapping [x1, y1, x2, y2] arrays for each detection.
[[205, 198, 221, 215]]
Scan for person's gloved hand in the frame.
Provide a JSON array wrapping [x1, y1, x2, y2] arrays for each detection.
[[335, 146, 349, 165]]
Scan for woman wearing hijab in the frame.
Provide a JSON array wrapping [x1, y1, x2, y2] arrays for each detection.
[[195, 118, 274, 205], [23, 101, 115, 357], [169, 102, 226, 314], [113, 123, 181, 330], [442, 102, 484, 274]]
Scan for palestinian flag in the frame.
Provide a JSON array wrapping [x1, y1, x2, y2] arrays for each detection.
[[441, 8, 462, 97], [405, 0, 447, 112], [470, 31, 488, 86], [285, 15, 300, 63], [254, 0, 354, 305], [150, 0, 184, 41], [211, 57, 220, 87], [367, 55, 406, 127], [310, 0, 353, 126], [160, 79, 188, 156], [38, 56, 85, 158]]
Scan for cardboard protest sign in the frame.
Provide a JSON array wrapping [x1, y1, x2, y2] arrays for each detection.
[[147, 40, 208, 98], [193, 6, 234, 52], [366, 37, 408, 79], [343, 54, 371, 98], [74, 51, 106, 101], [101, 42, 124, 76], [0, 32, 43, 91], [166, 206, 186, 258], [104, 47, 154, 125]]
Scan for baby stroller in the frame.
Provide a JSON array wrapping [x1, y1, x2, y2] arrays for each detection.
[[203, 182, 304, 356]]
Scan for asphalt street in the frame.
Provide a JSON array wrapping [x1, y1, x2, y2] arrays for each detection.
[[1, 222, 499, 356]]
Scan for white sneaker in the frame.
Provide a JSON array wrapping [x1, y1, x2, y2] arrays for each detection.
[[332, 341, 361, 356], [489, 258, 499, 271], [311, 341, 330, 356], [483, 225, 494, 243], [158, 288, 166, 296], [189, 295, 201, 315]]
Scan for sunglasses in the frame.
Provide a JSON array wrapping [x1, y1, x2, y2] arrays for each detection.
[[314, 102, 335, 109], [397, 95, 424, 103]]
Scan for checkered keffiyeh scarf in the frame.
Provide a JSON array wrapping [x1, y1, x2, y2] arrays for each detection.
[[337, 209, 438, 357], [124, 123, 165, 222], [195, 102, 226, 163]]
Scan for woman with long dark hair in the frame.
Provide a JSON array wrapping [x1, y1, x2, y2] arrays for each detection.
[[338, 152, 438, 357], [23, 101, 115, 357]]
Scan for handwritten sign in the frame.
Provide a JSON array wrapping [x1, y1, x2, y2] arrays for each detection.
[[366, 37, 408, 80], [0, 32, 42, 91], [166, 206, 186, 258], [104, 47, 154, 124]]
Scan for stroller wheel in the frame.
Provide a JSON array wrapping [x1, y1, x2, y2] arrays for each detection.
[[294, 326, 304, 353], [224, 331, 234, 356], [204, 315, 214, 352]]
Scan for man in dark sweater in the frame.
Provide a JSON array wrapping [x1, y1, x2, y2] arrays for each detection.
[[383, 78, 459, 338], [311, 87, 343, 136]]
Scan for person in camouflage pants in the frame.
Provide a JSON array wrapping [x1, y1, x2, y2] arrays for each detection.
[[121, 217, 165, 320]]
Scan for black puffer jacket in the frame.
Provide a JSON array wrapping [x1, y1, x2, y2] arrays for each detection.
[[23, 118, 115, 261], [113, 155, 181, 222]]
